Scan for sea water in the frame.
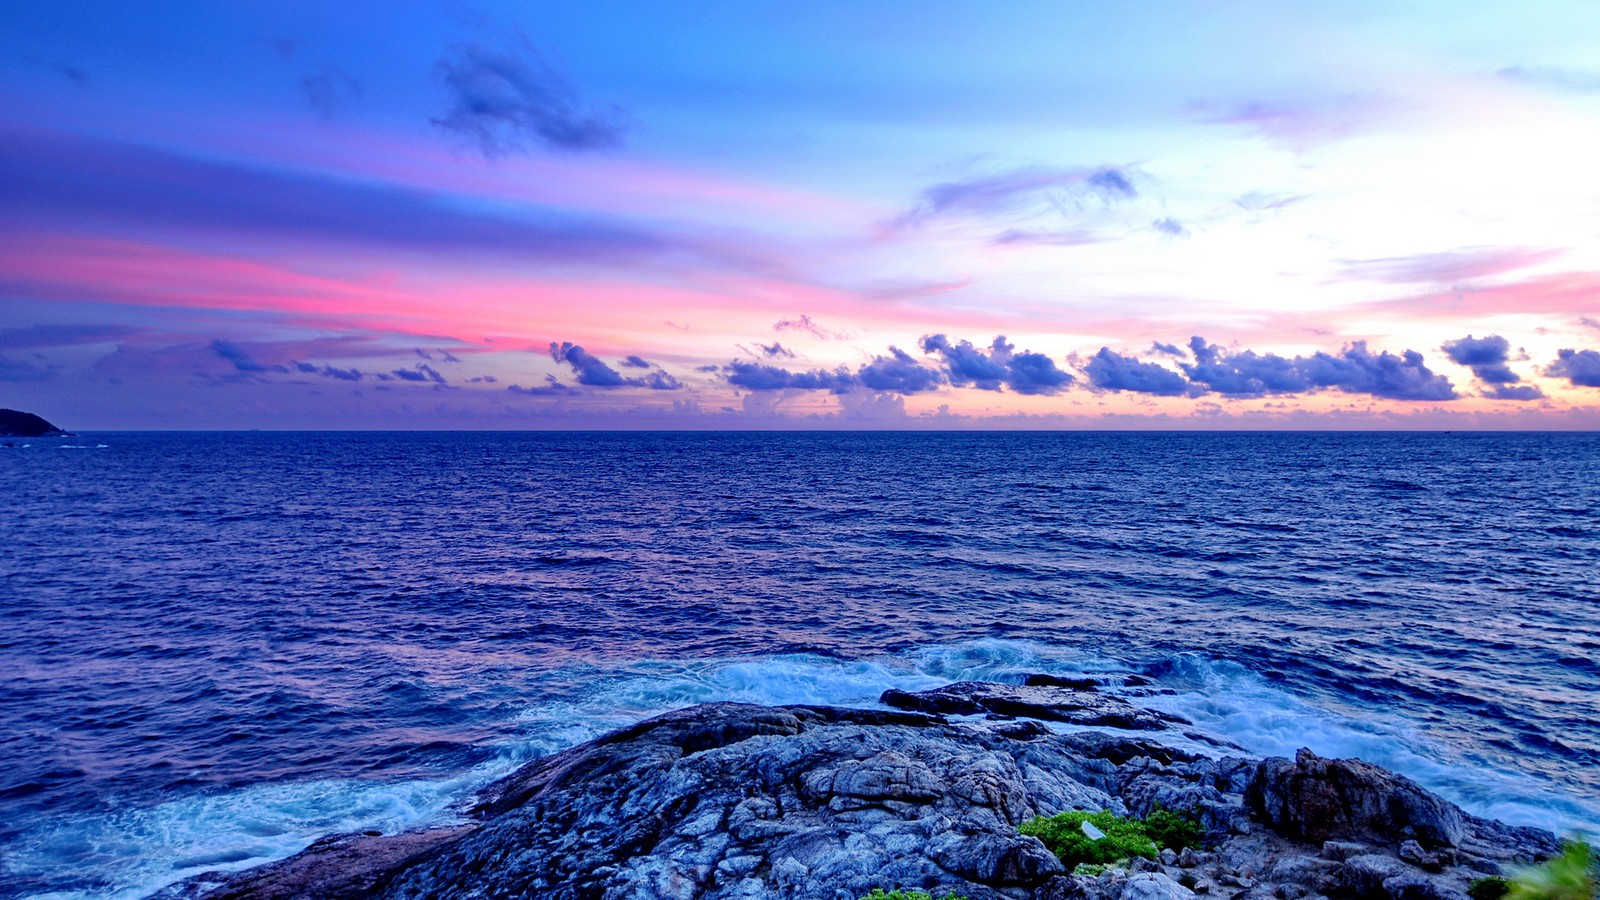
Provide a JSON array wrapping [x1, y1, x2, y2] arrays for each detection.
[[1, 431, 1596, 898]]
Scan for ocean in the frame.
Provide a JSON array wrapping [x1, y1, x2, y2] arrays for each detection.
[[1, 431, 1597, 898]]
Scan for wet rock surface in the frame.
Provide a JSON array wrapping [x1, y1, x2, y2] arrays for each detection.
[[166, 681, 1563, 900]]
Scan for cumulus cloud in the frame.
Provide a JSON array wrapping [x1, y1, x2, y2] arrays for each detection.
[[919, 334, 1008, 391], [856, 347, 945, 393], [432, 43, 625, 155], [1485, 384, 1545, 401], [1547, 348, 1600, 387], [550, 341, 680, 390], [725, 360, 854, 393], [508, 376, 581, 396], [1180, 337, 1308, 397], [917, 334, 1073, 395], [1083, 347, 1195, 396], [1300, 342, 1457, 401], [1441, 334, 1533, 393], [549, 341, 628, 386]]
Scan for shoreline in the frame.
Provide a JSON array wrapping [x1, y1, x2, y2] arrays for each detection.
[[155, 679, 1565, 900]]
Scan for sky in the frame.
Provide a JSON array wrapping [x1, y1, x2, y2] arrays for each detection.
[[4, 1, 1600, 429]]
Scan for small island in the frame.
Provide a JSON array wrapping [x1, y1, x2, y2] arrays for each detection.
[[0, 409, 70, 437]]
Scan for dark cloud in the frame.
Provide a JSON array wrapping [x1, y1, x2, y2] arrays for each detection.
[[1084, 348, 1195, 396], [54, 62, 89, 88], [1087, 168, 1136, 198], [1180, 337, 1309, 397], [919, 334, 1008, 391], [725, 360, 854, 393], [1150, 341, 1185, 357], [997, 343, 1075, 395], [856, 347, 945, 393], [467, 375, 497, 384], [918, 334, 1072, 395], [1485, 384, 1544, 401], [550, 341, 681, 390], [0, 323, 138, 350], [1547, 348, 1600, 387], [0, 353, 53, 381], [432, 43, 625, 155], [0, 129, 721, 267], [320, 365, 363, 381], [757, 342, 794, 358], [301, 64, 362, 118], [620, 355, 651, 368], [1442, 334, 1523, 385], [210, 339, 287, 374], [1152, 218, 1185, 236], [1300, 342, 1457, 401], [550, 341, 628, 386], [508, 376, 580, 396]]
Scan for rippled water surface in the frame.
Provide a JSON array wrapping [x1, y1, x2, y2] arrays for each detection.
[[2, 431, 1597, 897]]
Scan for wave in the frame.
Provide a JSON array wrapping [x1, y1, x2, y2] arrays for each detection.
[[8, 639, 1597, 898]]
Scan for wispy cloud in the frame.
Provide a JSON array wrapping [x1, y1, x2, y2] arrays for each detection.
[[432, 42, 626, 156], [1498, 65, 1600, 94], [1339, 248, 1562, 284]]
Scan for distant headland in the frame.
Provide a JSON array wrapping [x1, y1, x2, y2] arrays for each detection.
[[0, 409, 70, 437]]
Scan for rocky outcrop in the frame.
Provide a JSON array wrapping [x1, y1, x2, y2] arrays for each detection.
[[163, 683, 1564, 900], [880, 681, 1187, 732], [0, 408, 68, 437]]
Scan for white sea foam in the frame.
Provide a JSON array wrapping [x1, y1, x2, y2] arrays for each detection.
[[12, 639, 1595, 898]]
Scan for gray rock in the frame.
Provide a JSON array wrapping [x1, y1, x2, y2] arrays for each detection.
[[1119, 872, 1198, 899], [1399, 839, 1443, 872], [881, 682, 1189, 731], [166, 689, 1562, 900], [1246, 749, 1466, 848]]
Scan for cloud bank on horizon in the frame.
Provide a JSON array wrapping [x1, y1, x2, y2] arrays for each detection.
[[3, 1, 1600, 429]]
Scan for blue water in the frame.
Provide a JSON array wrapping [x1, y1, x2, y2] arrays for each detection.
[[2, 431, 1597, 898]]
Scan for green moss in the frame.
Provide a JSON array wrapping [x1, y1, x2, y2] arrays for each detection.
[[1470, 876, 1511, 900], [1143, 806, 1204, 852], [857, 890, 970, 900], [1507, 841, 1597, 900], [1019, 809, 1160, 868], [1019, 807, 1205, 870]]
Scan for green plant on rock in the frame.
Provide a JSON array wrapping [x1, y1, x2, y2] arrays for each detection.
[[1019, 809, 1160, 868], [1142, 805, 1204, 852], [857, 890, 970, 900], [1507, 840, 1597, 900], [1019, 806, 1205, 870], [1470, 876, 1510, 900]]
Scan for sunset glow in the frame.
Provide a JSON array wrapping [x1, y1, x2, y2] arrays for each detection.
[[5, 2, 1600, 428]]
